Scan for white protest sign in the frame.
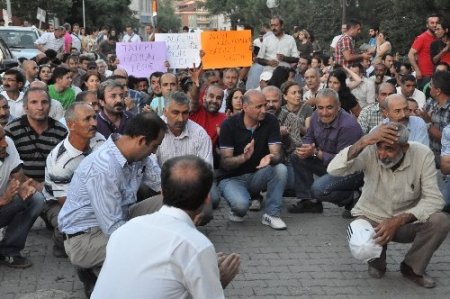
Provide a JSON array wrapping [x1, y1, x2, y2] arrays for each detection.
[[155, 33, 201, 69]]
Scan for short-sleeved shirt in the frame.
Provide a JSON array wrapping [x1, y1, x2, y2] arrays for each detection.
[[34, 32, 65, 52], [5, 116, 67, 182], [334, 34, 356, 67], [189, 106, 227, 146], [411, 31, 437, 77], [257, 33, 299, 71], [43, 133, 105, 201], [0, 137, 22, 195], [218, 112, 281, 180], [48, 85, 76, 109], [425, 98, 450, 164]]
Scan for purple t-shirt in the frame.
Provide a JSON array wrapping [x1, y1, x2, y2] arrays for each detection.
[[303, 109, 363, 165]]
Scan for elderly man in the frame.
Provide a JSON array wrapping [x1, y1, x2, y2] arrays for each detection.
[[96, 80, 134, 138], [92, 156, 240, 298], [34, 25, 65, 53], [43, 103, 105, 257], [358, 82, 396, 134], [5, 88, 67, 183], [379, 94, 429, 146], [58, 113, 166, 297], [0, 126, 44, 268], [289, 88, 363, 216], [303, 68, 324, 107], [329, 122, 449, 287], [218, 90, 288, 230]]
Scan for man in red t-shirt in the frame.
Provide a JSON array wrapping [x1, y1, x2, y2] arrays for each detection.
[[408, 15, 440, 89], [190, 84, 227, 146]]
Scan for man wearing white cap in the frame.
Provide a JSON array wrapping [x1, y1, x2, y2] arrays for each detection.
[[255, 71, 272, 91], [328, 122, 450, 288]]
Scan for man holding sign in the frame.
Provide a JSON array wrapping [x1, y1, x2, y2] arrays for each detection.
[[257, 17, 299, 71]]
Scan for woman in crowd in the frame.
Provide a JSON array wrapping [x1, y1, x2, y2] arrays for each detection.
[[374, 31, 392, 62], [297, 29, 313, 57], [225, 88, 245, 117], [81, 71, 101, 91], [281, 81, 313, 136], [38, 64, 53, 85], [327, 69, 361, 117]]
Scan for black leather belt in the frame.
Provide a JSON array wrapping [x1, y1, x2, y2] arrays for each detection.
[[63, 231, 85, 240]]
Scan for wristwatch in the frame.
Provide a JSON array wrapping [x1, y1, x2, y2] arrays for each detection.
[[313, 148, 319, 158]]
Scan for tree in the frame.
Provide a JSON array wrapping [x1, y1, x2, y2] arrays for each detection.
[[156, 0, 181, 33]]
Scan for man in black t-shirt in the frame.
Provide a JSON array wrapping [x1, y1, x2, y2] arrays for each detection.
[[217, 90, 288, 230]]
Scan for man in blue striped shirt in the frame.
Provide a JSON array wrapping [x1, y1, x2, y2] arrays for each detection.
[[58, 112, 166, 297]]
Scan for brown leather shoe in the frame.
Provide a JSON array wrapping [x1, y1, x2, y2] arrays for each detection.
[[367, 262, 386, 278], [400, 262, 436, 288]]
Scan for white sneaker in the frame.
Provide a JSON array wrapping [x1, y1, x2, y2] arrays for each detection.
[[229, 212, 244, 223], [249, 199, 261, 211], [262, 214, 287, 230]]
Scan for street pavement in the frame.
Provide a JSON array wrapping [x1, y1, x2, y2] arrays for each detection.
[[1, 198, 450, 299]]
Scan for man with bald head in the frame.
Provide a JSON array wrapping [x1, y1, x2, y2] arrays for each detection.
[[150, 73, 177, 116], [21, 60, 39, 89], [218, 90, 288, 229], [379, 94, 429, 146], [358, 82, 396, 134]]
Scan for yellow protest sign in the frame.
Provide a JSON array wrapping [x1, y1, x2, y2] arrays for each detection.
[[201, 30, 252, 69]]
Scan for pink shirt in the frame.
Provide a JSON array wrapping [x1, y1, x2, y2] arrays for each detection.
[[64, 32, 72, 53]]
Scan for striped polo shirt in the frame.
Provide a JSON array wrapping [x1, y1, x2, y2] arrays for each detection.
[[5, 115, 67, 182]]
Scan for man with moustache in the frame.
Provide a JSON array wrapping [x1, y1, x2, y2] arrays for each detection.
[[150, 73, 178, 116], [408, 15, 440, 89], [43, 103, 105, 257], [156, 92, 216, 223], [358, 82, 396, 134], [5, 88, 67, 184], [1, 70, 25, 118], [329, 122, 449, 287], [257, 16, 299, 72], [303, 68, 325, 107], [289, 88, 363, 216], [96, 80, 133, 139]]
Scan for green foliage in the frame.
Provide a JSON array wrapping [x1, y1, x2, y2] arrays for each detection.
[[203, 0, 450, 56], [156, 0, 182, 32]]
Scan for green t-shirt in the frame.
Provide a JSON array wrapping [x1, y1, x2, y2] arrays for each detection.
[[49, 85, 76, 109]]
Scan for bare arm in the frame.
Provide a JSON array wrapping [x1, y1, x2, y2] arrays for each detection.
[[220, 140, 254, 171], [342, 50, 371, 63], [441, 155, 450, 175], [408, 48, 422, 79], [432, 42, 450, 64]]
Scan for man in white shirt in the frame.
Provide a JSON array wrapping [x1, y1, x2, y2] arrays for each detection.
[[92, 155, 240, 299], [1, 69, 25, 118], [122, 26, 141, 43], [396, 74, 426, 108], [256, 16, 299, 71], [34, 26, 65, 53]]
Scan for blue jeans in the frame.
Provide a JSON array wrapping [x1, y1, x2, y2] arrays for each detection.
[[0, 192, 44, 256], [218, 163, 287, 217], [439, 174, 450, 212], [291, 155, 364, 206]]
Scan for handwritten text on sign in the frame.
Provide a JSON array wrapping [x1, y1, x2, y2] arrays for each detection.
[[116, 42, 167, 77], [155, 33, 201, 69], [201, 30, 252, 69]]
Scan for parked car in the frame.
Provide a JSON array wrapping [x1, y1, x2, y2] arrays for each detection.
[[0, 37, 19, 72], [0, 26, 41, 59]]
